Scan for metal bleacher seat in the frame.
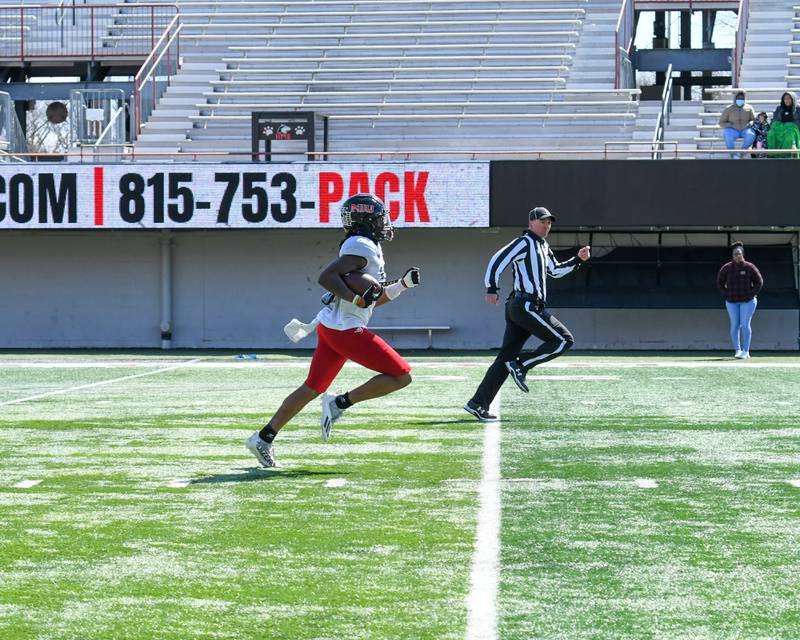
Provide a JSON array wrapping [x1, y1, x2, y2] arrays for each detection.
[[128, 0, 640, 157]]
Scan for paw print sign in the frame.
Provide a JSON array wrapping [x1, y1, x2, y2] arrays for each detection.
[[295, 125, 306, 136]]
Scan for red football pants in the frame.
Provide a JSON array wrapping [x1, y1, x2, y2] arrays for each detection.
[[305, 324, 411, 393]]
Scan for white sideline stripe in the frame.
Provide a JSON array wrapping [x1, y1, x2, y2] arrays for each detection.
[[635, 478, 659, 489], [0, 358, 204, 407], [788, 479, 800, 488], [14, 480, 42, 489], [325, 478, 348, 488], [166, 479, 192, 488], [3, 360, 800, 370], [466, 391, 501, 640]]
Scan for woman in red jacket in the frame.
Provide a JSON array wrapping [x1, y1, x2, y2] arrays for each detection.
[[717, 242, 763, 359]]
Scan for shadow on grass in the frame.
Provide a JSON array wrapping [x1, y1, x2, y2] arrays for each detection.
[[191, 467, 350, 484]]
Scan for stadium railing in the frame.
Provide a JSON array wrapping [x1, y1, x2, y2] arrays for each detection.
[[132, 13, 182, 140], [0, 3, 177, 61], [732, 0, 750, 87], [11, 146, 799, 163], [614, 0, 635, 90], [652, 64, 674, 160]]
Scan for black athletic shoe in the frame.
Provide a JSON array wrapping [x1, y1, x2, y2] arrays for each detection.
[[505, 360, 529, 393], [463, 400, 498, 422]]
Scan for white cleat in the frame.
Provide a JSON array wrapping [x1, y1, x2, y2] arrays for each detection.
[[742, 351, 751, 359], [245, 432, 279, 468], [734, 350, 744, 359], [320, 393, 343, 442]]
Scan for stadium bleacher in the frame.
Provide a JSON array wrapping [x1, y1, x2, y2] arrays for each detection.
[[130, 0, 641, 157], [638, 0, 798, 157]]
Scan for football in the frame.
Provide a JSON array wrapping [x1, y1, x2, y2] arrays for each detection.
[[342, 271, 380, 295]]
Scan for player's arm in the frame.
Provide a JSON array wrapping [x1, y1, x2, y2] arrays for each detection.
[[318, 254, 368, 303], [375, 267, 421, 307]]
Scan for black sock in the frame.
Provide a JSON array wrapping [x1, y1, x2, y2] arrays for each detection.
[[335, 392, 353, 410], [258, 424, 278, 443]]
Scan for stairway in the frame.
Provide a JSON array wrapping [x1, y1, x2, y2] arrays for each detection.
[[566, 0, 619, 89], [631, 100, 703, 158]]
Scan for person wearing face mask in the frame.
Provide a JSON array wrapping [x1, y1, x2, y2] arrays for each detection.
[[719, 91, 756, 158], [717, 242, 763, 359], [766, 91, 800, 158]]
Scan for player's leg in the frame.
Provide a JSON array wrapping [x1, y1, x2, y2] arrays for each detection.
[[317, 325, 412, 438], [726, 301, 742, 356], [247, 329, 346, 466], [509, 303, 574, 380], [740, 298, 757, 357], [467, 304, 530, 414], [329, 327, 412, 403]]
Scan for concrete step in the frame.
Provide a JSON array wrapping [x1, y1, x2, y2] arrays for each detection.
[[135, 132, 188, 143], [141, 119, 194, 130]]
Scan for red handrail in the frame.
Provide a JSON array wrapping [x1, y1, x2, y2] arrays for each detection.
[[0, 4, 177, 61], [132, 15, 182, 139]]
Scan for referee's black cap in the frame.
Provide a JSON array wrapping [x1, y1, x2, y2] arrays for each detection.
[[529, 206, 556, 222]]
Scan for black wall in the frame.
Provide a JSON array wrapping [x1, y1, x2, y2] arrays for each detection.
[[490, 160, 800, 228]]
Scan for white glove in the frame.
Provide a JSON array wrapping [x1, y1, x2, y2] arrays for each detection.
[[401, 267, 421, 288], [284, 318, 319, 343]]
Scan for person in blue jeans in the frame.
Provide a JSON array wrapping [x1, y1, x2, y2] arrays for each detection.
[[718, 91, 757, 159], [717, 242, 764, 358]]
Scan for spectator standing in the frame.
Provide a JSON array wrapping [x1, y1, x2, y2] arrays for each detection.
[[767, 91, 800, 158], [717, 242, 763, 359], [751, 111, 770, 158], [719, 91, 756, 159]]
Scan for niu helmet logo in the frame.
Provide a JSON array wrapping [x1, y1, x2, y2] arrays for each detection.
[[350, 203, 375, 214]]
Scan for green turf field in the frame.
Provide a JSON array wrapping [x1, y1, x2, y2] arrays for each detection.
[[1, 351, 799, 639]]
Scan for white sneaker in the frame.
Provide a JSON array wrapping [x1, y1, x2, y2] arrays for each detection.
[[320, 393, 343, 442], [734, 350, 744, 359], [245, 432, 279, 468], [742, 351, 751, 359]]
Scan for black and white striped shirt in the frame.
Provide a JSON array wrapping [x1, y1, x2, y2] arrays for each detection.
[[484, 231, 580, 302]]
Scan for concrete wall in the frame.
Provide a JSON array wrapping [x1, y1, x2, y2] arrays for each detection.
[[0, 230, 797, 350]]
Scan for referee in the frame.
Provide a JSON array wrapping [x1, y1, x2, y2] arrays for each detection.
[[464, 206, 590, 421]]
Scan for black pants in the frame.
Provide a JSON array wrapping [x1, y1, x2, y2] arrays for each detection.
[[470, 297, 574, 409]]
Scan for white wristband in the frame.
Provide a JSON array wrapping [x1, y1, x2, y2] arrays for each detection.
[[384, 281, 405, 300]]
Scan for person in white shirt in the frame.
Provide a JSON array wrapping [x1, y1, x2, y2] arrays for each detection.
[[246, 194, 421, 468]]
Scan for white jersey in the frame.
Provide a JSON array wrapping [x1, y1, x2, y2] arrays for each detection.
[[317, 235, 385, 331]]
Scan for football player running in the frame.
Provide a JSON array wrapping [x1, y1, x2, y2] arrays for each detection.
[[246, 194, 421, 468]]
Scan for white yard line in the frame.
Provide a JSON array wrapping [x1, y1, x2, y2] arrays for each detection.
[[0, 358, 204, 407], [166, 479, 192, 489], [13, 480, 42, 489], [466, 391, 502, 640], [635, 479, 659, 489]]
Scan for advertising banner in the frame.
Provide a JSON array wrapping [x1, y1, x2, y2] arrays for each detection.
[[0, 162, 489, 229]]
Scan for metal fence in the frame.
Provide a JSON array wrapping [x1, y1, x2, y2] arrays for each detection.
[[0, 91, 28, 160], [0, 3, 177, 61], [70, 87, 128, 160]]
